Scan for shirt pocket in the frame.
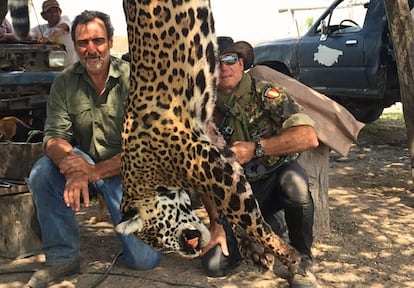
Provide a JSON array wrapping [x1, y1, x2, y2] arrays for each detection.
[[100, 104, 125, 145], [67, 101, 92, 133]]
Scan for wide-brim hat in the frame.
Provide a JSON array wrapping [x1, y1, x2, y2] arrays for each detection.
[[41, 0, 61, 13], [217, 36, 254, 70]]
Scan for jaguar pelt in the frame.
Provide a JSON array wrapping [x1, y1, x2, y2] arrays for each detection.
[[117, 0, 300, 270]]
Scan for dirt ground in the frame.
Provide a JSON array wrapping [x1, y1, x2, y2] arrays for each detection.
[[1, 104, 413, 288]]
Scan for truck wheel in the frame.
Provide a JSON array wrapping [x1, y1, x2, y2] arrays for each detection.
[[337, 99, 384, 123], [262, 62, 292, 77]]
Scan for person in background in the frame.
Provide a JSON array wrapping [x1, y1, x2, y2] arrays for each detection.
[[200, 36, 319, 288], [30, 0, 78, 66], [26, 10, 162, 288]]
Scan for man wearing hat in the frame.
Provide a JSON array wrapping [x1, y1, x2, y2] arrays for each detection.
[[30, 0, 78, 66], [200, 36, 319, 288]]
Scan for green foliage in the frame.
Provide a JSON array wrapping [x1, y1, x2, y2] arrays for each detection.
[[305, 17, 314, 28], [377, 104, 404, 126], [359, 104, 406, 145]]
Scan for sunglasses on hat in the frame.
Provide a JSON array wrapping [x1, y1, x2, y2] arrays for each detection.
[[218, 54, 239, 66]]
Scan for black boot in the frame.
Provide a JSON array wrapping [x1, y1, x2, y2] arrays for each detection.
[[263, 209, 288, 241], [288, 254, 316, 288], [285, 204, 317, 288], [201, 214, 242, 277]]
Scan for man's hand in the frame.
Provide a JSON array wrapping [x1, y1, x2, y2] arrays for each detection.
[[50, 27, 64, 40], [59, 151, 99, 183], [200, 220, 229, 256], [63, 171, 90, 211], [230, 141, 255, 164]]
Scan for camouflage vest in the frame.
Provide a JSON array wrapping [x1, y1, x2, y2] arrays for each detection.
[[215, 73, 302, 168]]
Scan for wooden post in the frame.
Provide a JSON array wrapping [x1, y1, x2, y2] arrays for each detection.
[[384, 0, 414, 180], [0, 143, 44, 180], [0, 143, 44, 258], [0, 185, 41, 258], [298, 144, 330, 237]]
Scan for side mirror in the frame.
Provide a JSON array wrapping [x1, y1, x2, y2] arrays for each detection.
[[320, 20, 328, 41]]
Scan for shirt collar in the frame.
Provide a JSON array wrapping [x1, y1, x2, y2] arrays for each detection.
[[216, 72, 252, 110]]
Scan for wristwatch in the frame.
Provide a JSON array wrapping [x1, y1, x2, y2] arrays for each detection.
[[254, 140, 265, 158]]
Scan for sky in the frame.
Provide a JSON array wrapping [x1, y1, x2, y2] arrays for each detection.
[[23, 0, 332, 45]]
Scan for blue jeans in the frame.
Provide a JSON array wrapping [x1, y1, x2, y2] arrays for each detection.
[[28, 148, 162, 269]]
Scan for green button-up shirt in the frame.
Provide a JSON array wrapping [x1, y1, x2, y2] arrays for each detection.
[[43, 56, 130, 162]]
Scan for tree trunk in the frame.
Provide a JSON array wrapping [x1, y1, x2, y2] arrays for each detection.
[[384, 0, 414, 180], [298, 144, 330, 237], [0, 187, 41, 259]]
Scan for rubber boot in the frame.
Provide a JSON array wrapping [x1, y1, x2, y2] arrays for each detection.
[[201, 214, 242, 277]]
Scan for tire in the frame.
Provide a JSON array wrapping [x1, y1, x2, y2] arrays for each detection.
[[262, 62, 292, 77], [337, 99, 385, 123]]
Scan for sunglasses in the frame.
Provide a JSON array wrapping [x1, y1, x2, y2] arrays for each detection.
[[218, 54, 239, 66]]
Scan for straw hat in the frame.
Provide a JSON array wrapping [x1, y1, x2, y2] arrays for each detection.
[[41, 0, 61, 13]]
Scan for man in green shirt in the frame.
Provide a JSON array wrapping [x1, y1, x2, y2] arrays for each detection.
[[27, 10, 161, 288]]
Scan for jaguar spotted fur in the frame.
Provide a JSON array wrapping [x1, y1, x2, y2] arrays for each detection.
[[117, 0, 301, 270]]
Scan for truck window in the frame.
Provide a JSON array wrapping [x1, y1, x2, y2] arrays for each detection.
[[317, 0, 369, 34]]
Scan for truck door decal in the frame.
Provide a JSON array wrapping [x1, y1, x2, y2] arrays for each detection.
[[313, 44, 344, 66]]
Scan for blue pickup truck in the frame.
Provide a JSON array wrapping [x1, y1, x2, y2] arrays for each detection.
[[0, 39, 66, 136], [254, 0, 413, 123], [0, 2, 67, 140]]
